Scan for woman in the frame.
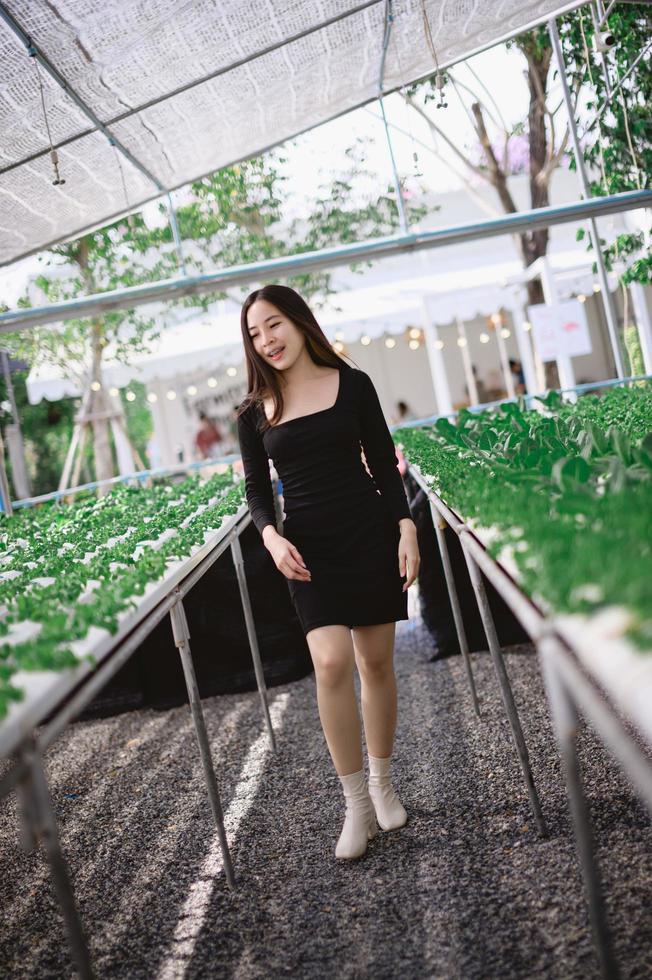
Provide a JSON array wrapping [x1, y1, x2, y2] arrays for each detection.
[[236, 284, 420, 860]]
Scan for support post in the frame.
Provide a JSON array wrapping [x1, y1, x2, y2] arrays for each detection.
[[539, 257, 577, 399], [230, 535, 277, 754], [508, 303, 539, 396], [494, 317, 516, 399], [548, 17, 626, 379], [169, 593, 236, 889], [630, 282, 652, 374], [456, 318, 479, 405], [538, 637, 619, 979], [17, 742, 94, 979], [421, 296, 453, 416], [429, 502, 481, 717], [461, 539, 547, 836]]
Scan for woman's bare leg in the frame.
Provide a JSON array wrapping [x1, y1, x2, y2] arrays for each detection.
[[351, 622, 397, 757], [305, 624, 363, 776]]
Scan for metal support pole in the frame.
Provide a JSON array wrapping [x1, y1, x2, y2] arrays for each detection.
[[378, 1, 409, 235], [0, 426, 13, 515], [230, 535, 277, 754], [548, 18, 626, 379], [461, 541, 547, 836], [429, 502, 481, 717], [169, 593, 236, 889], [456, 317, 479, 405], [166, 191, 187, 276], [16, 742, 94, 979], [539, 637, 619, 980]]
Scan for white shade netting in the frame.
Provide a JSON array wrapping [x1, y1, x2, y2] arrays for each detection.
[[1, 0, 580, 265]]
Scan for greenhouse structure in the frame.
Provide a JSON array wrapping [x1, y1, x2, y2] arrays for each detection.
[[0, 2, 651, 979]]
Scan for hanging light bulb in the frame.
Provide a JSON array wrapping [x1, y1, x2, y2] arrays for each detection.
[[500, 328, 511, 339], [522, 321, 532, 332], [361, 335, 372, 346], [577, 293, 587, 303], [592, 284, 601, 293], [166, 390, 177, 400], [226, 366, 237, 377], [186, 384, 198, 396], [207, 377, 218, 388], [333, 341, 345, 353], [457, 336, 467, 348], [147, 392, 157, 404], [490, 313, 502, 326], [108, 386, 119, 397], [90, 380, 101, 392], [385, 337, 396, 349], [408, 327, 422, 340], [408, 339, 420, 350], [479, 332, 490, 344], [434, 339, 445, 350], [126, 390, 137, 402]]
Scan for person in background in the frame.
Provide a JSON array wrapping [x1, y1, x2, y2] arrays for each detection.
[[391, 399, 417, 426], [193, 411, 223, 460], [509, 359, 526, 396]]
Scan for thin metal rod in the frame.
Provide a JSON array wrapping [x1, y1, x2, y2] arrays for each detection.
[[548, 18, 626, 379], [429, 502, 481, 717], [230, 536, 277, 753], [166, 192, 187, 275], [539, 638, 619, 979], [461, 543, 547, 836], [18, 743, 94, 979], [582, 38, 652, 136], [3, 188, 651, 331], [378, 1, 409, 234], [170, 594, 236, 889]]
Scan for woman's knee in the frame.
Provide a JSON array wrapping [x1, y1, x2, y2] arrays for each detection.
[[307, 626, 353, 687]]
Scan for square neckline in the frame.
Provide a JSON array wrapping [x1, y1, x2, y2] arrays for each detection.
[[262, 364, 345, 429]]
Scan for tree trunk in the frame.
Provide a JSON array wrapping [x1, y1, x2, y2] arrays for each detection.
[[77, 238, 115, 491]]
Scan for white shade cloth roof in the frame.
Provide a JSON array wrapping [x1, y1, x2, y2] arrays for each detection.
[[1, 0, 581, 266]]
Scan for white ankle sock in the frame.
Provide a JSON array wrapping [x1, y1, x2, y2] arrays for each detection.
[[367, 754, 408, 831], [335, 768, 377, 860]]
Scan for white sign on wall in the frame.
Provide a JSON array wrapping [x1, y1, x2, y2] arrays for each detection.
[[528, 300, 592, 362]]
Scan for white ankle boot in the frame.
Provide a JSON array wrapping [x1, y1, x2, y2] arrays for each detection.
[[367, 754, 408, 831], [335, 768, 378, 860]]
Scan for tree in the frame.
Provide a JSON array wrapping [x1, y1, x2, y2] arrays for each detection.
[[2, 139, 427, 488], [403, 5, 650, 303]]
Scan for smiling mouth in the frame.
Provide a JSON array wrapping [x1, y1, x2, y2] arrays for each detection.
[[268, 347, 285, 361]]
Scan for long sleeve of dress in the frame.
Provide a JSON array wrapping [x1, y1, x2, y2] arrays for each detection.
[[237, 406, 277, 538], [355, 369, 412, 523]]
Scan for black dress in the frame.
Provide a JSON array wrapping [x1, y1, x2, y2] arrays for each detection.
[[237, 363, 412, 637]]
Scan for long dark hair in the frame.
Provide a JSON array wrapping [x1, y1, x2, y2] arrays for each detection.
[[237, 284, 353, 430]]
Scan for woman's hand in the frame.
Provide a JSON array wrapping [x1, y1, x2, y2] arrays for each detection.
[[265, 530, 312, 582], [398, 519, 420, 591]]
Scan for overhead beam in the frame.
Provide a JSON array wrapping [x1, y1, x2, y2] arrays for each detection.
[[1, 188, 650, 334]]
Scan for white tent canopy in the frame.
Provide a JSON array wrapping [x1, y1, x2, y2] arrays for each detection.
[[1, 0, 581, 266], [25, 245, 612, 405]]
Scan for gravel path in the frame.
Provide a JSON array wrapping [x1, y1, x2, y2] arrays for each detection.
[[1, 604, 650, 979]]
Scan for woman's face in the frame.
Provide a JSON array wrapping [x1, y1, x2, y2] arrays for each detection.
[[246, 298, 305, 371]]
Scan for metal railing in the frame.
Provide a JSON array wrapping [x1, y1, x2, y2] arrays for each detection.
[[407, 462, 652, 980], [0, 493, 275, 980]]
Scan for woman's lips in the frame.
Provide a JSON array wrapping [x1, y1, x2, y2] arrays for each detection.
[[268, 347, 285, 361]]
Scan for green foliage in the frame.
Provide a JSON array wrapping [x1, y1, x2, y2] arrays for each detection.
[[398, 383, 652, 650], [0, 471, 245, 718], [559, 4, 651, 285]]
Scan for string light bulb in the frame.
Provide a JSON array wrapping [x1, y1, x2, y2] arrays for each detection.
[[226, 366, 237, 377], [186, 384, 197, 396], [126, 390, 136, 402], [500, 328, 511, 339], [90, 380, 101, 391], [361, 335, 372, 346], [457, 336, 467, 348], [578, 293, 587, 303], [434, 339, 444, 350], [385, 337, 396, 349], [166, 390, 177, 400], [479, 332, 490, 344], [207, 377, 218, 388], [109, 387, 119, 397], [408, 327, 422, 340], [409, 339, 420, 350], [522, 321, 532, 332], [147, 392, 157, 404]]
